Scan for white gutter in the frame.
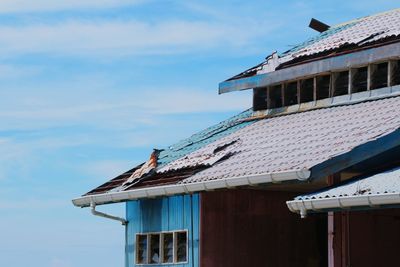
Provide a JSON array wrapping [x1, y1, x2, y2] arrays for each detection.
[[73, 169, 311, 208], [286, 192, 400, 218], [90, 202, 127, 225]]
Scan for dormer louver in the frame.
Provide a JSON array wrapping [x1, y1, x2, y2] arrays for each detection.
[[252, 59, 400, 112]]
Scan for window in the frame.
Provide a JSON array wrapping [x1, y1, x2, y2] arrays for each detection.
[[162, 233, 173, 263], [253, 87, 268, 111], [136, 231, 188, 265], [268, 84, 283, 109], [351, 67, 368, 93], [390, 60, 400, 86], [149, 234, 160, 264], [284, 81, 298, 106], [136, 235, 148, 264], [300, 78, 314, 103], [175, 231, 187, 263], [316, 75, 330, 100], [370, 62, 388, 90], [332, 71, 349, 96]]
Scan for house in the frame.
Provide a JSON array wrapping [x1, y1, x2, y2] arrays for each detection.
[[73, 8, 400, 267]]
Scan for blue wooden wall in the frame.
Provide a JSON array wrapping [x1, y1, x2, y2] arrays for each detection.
[[125, 194, 199, 267]]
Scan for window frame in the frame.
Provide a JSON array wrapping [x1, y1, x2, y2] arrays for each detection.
[[135, 230, 189, 265]]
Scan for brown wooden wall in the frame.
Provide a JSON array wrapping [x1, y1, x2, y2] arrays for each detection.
[[346, 208, 400, 267], [200, 189, 327, 267]]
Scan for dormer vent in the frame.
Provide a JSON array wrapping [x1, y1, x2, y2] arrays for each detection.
[[253, 59, 400, 112]]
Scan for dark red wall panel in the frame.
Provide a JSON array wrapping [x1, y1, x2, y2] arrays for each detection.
[[347, 208, 400, 267], [200, 189, 327, 267]]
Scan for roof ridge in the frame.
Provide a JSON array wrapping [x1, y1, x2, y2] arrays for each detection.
[[333, 7, 400, 28]]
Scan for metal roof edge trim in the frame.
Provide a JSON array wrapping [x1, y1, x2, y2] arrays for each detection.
[[219, 41, 400, 94], [72, 169, 311, 207], [286, 192, 400, 214], [310, 128, 400, 181]]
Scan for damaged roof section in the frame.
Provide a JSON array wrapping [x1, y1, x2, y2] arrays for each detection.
[[76, 95, 400, 206], [84, 109, 255, 196], [225, 8, 400, 82]]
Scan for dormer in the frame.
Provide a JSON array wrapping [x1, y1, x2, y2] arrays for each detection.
[[219, 10, 400, 115]]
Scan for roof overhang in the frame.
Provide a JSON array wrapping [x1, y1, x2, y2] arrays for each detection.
[[219, 41, 400, 94], [287, 193, 400, 217], [72, 169, 311, 208], [287, 165, 400, 217]]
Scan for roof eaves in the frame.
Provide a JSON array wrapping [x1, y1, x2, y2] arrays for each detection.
[[286, 193, 400, 217], [72, 169, 311, 207]]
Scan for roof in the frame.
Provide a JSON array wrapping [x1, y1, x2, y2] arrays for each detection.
[[287, 166, 400, 217], [223, 8, 400, 84], [83, 109, 255, 196], [73, 94, 400, 207]]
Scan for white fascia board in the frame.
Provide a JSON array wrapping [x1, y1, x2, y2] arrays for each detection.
[[72, 169, 311, 208], [286, 193, 400, 214]]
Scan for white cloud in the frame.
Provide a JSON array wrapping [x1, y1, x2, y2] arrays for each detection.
[[0, 19, 270, 57], [0, 85, 249, 131], [83, 160, 136, 179], [50, 258, 72, 267], [0, 0, 145, 13]]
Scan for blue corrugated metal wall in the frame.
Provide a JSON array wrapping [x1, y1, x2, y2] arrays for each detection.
[[125, 194, 199, 267]]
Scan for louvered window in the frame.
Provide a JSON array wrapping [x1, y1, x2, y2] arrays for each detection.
[[136, 230, 188, 265]]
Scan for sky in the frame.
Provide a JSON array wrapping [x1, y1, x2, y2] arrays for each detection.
[[0, 1, 399, 267]]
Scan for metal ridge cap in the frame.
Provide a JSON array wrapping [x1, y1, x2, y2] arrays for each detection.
[[72, 169, 311, 208]]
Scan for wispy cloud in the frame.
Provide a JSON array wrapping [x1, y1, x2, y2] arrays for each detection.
[[0, 19, 273, 57], [0, 0, 145, 13], [0, 84, 249, 131]]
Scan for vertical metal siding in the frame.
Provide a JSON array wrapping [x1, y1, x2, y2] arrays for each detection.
[[126, 194, 199, 267]]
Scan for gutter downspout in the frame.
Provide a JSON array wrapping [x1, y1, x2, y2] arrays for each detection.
[[90, 202, 127, 225]]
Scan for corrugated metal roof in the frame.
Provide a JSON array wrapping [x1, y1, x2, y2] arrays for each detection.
[[229, 8, 400, 80], [278, 8, 400, 61], [174, 96, 400, 184], [295, 166, 400, 200], [79, 95, 400, 202], [84, 109, 255, 195], [157, 109, 254, 166]]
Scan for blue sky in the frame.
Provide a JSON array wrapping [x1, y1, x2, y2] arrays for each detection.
[[0, 1, 399, 267]]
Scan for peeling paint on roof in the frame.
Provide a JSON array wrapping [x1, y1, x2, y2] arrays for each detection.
[[295, 166, 400, 200]]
